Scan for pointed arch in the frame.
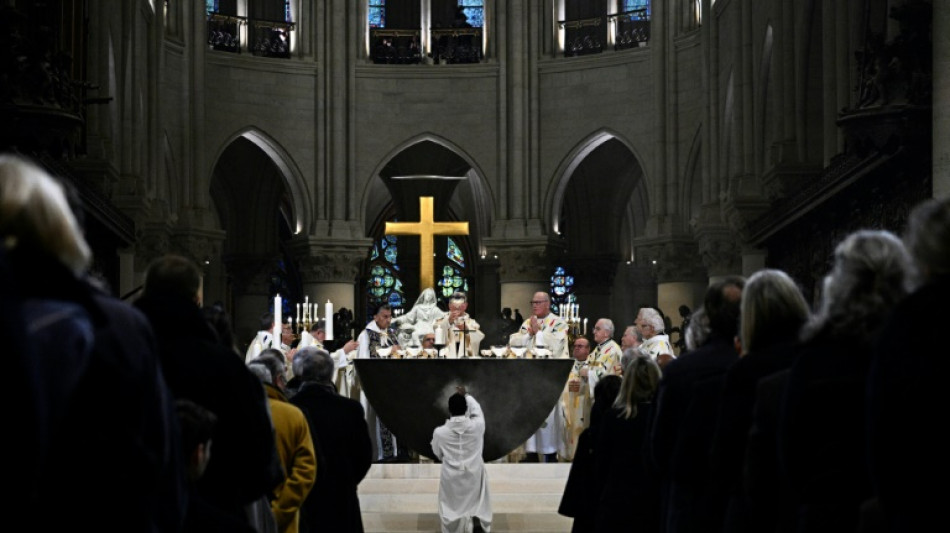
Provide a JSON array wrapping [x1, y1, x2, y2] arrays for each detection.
[[360, 133, 494, 255], [548, 128, 649, 236], [209, 127, 312, 235]]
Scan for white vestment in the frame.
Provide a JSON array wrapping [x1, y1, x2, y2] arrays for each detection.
[[431, 394, 492, 533], [433, 314, 485, 358], [509, 313, 569, 455], [357, 320, 402, 460], [244, 330, 273, 363]]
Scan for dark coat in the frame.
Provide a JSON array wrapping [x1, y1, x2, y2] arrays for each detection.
[[594, 403, 660, 533], [290, 381, 373, 533], [707, 341, 800, 532], [868, 276, 950, 532], [6, 248, 186, 531], [647, 333, 738, 533], [558, 425, 598, 533], [136, 292, 281, 523], [779, 330, 874, 532]]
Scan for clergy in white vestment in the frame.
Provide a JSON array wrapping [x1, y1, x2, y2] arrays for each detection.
[[510, 292, 569, 462], [587, 318, 624, 388], [299, 319, 360, 399], [356, 303, 404, 461], [636, 307, 675, 368], [559, 337, 593, 462], [431, 387, 492, 533], [245, 311, 292, 363], [433, 291, 485, 358]]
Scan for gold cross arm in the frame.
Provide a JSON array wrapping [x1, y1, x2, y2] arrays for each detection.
[[385, 196, 469, 290]]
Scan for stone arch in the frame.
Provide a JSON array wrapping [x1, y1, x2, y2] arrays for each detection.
[[360, 133, 494, 256]]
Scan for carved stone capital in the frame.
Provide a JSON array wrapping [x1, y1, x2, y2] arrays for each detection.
[[224, 254, 275, 294], [289, 237, 373, 284], [634, 237, 706, 283], [487, 239, 566, 284], [135, 222, 173, 268], [694, 227, 742, 277], [172, 228, 227, 267]]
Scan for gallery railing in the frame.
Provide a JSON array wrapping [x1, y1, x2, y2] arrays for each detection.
[[609, 8, 650, 51], [430, 27, 483, 64], [249, 18, 295, 58], [370, 28, 423, 64], [559, 16, 606, 57], [207, 11, 244, 54]]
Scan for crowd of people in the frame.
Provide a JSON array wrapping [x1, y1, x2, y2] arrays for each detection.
[[4, 149, 947, 533]]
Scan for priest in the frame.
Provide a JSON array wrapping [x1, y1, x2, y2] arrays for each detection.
[[510, 291, 569, 462], [356, 304, 405, 461], [433, 291, 485, 358], [559, 337, 594, 462], [298, 320, 360, 398], [245, 312, 293, 363]]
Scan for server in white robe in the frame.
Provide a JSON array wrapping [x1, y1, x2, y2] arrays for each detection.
[[431, 388, 492, 533]]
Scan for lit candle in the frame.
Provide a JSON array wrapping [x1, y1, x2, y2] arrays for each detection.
[[273, 294, 282, 348], [296, 303, 301, 325], [435, 326, 445, 345], [325, 300, 334, 340], [312, 303, 317, 323], [583, 317, 588, 335]]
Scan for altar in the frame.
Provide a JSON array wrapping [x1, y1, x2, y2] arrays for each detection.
[[354, 358, 573, 461]]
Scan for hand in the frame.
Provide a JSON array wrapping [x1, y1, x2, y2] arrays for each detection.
[[579, 367, 589, 378], [528, 316, 541, 335], [568, 379, 580, 393], [342, 340, 359, 353], [456, 385, 466, 396]]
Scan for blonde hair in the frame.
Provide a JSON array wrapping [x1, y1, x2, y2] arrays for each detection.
[[613, 351, 661, 419], [0, 154, 91, 274]]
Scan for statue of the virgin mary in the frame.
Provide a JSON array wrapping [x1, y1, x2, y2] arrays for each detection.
[[391, 287, 445, 346]]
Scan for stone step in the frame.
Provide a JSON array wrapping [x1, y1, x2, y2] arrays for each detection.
[[360, 463, 573, 532]]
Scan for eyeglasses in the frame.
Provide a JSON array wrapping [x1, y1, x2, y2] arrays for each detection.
[[530, 300, 547, 305]]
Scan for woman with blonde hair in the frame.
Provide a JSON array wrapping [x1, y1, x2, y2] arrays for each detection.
[[593, 352, 663, 532]]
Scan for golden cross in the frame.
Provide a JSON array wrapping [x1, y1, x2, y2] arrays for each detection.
[[385, 196, 469, 290]]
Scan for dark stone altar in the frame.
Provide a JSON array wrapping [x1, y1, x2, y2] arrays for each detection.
[[354, 358, 574, 461]]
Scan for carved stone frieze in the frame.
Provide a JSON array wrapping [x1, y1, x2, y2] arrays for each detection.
[[694, 226, 742, 277], [134, 222, 172, 268], [172, 228, 227, 268], [290, 237, 373, 284]]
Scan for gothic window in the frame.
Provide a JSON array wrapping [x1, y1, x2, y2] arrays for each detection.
[[367, 234, 406, 313], [621, 0, 650, 18], [458, 0, 484, 27], [206, 0, 218, 13], [549, 266, 575, 316], [369, 0, 386, 28], [437, 236, 469, 302]]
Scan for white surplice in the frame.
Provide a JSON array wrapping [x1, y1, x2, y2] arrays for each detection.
[[431, 394, 492, 533]]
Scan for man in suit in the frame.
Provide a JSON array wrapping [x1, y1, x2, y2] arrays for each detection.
[[290, 346, 373, 533]]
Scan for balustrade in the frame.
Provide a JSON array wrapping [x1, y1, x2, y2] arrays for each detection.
[[609, 9, 651, 51], [430, 27, 483, 64]]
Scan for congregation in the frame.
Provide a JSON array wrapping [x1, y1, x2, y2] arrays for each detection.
[[4, 148, 948, 533]]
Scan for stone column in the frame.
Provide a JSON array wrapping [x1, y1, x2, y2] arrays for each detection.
[[225, 254, 277, 347], [291, 237, 372, 338], [493, 242, 553, 319], [935, 0, 949, 198], [634, 238, 708, 320]]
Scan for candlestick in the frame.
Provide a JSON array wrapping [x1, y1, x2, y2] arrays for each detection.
[[325, 300, 334, 340], [273, 294, 282, 349]]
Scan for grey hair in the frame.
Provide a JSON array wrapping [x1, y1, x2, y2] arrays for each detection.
[[598, 318, 615, 336], [739, 269, 809, 354], [803, 230, 913, 342], [903, 196, 950, 286], [449, 291, 468, 305], [292, 346, 335, 383], [684, 307, 709, 352], [0, 154, 91, 274], [247, 361, 273, 384], [638, 308, 665, 332]]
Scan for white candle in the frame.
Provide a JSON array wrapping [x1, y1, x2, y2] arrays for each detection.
[[273, 294, 282, 348], [435, 327, 445, 345], [312, 303, 317, 323], [325, 300, 334, 340], [296, 303, 301, 325], [583, 317, 588, 335]]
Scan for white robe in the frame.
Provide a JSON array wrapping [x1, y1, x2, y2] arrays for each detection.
[[433, 314, 485, 358], [357, 320, 402, 460], [431, 395, 492, 533]]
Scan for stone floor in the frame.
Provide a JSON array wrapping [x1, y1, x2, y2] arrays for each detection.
[[359, 463, 574, 532]]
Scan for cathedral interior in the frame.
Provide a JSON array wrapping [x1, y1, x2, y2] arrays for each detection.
[[1, 0, 942, 347]]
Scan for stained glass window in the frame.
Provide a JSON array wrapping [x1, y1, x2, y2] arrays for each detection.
[[438, 265, 469, 300], [369, 0, 386, 28], [447, 236, 465, 267], [622, 0, 650, 18], [206, 0, 218, 13], [284, 0, 292, 21], [366, 227, 405, 315], [458, 0, 484, 28], [549, 266, 575, 316]]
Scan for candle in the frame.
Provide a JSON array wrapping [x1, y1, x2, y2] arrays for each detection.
[[325, 300, 334, 340], [435, 327, 445, 345], [296, 303, 301, 325], [312, 303, 317, 323], [273, 294, 282, 349], [583, 317, 588, 335]]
